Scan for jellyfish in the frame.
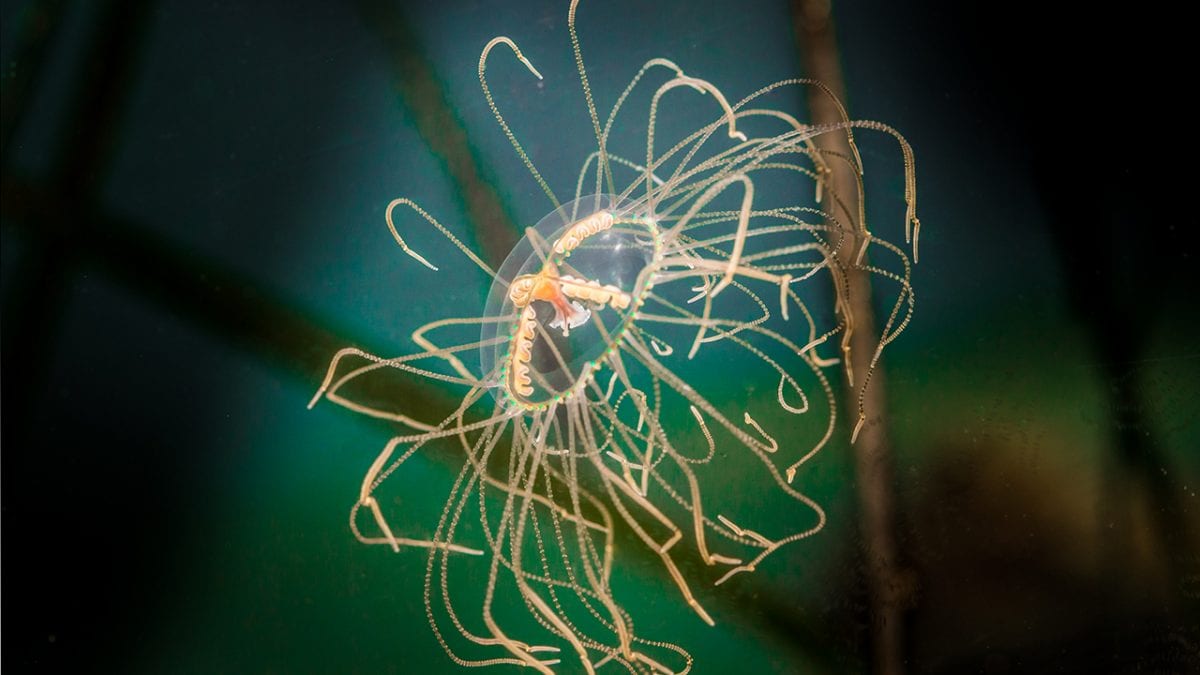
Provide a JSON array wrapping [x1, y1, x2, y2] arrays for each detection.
[[309, 2, 918, 673]]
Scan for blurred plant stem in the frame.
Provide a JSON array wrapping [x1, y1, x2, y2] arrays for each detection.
[[793, 1, 911, 673]]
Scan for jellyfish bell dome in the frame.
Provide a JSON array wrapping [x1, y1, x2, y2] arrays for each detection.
[[480, 194, 661, 409]]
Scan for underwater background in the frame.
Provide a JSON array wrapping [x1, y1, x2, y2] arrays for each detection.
[[2, 0, 1196, 672]]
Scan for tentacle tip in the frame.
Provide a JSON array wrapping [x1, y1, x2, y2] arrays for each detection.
[[527, 646, 561, 654], [912, 219, 922, 264], [519, 56, 544, 80], [785, 468, 796, 484], [851, 415, 866, 444], [729, 130, 748, 142], [404, 249, 439, 272]]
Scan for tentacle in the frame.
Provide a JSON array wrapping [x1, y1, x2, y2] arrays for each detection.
[[479, 37, 560, 210]]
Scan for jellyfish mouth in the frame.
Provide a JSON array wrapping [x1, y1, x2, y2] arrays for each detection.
[[527, 264, 593, 337], [547, 299, 591, 337]]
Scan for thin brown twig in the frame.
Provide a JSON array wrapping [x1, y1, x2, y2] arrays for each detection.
[[791, 1, 911, 673]]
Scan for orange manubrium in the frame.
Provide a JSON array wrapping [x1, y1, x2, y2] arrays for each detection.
[[531, 264, 589, 336]]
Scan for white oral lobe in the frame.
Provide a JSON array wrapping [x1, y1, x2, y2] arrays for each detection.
[[548, 302, 592, 336]]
